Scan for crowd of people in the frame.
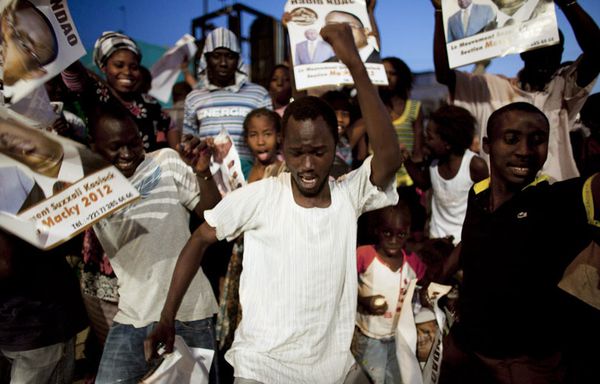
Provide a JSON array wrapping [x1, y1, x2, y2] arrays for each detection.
[[1, 0, 599, 383]]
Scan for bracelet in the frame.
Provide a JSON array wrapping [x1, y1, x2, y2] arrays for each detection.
[[563, 0, 577, 7], [434, 8, 442, 13], [197, 172, 212, 181]]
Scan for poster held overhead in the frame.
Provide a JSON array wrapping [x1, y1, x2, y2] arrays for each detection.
[[441, 0, 559, 68], [284, 0, 388, 90], [1, 0, 86, 103], [149, 34, 198, 103]]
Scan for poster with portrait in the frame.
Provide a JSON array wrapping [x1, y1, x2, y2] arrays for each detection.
[[395, 280, 452, 384], [208, 126, 246, 196], [441, 0, 559, 68], [284, 0, 387, 90], [0, 0, 85, 103], [0, 107, 140, 250]]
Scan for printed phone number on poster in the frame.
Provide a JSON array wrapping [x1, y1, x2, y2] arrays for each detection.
[[84, 191, 135, 222]]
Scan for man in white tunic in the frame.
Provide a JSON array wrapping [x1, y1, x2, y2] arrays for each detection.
[[145, 24, 402, 384]]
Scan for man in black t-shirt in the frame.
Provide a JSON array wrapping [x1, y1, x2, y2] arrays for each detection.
[[436, 102, 600, 383]]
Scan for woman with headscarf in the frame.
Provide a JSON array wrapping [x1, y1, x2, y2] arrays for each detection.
[[61, 31, 176, 151]]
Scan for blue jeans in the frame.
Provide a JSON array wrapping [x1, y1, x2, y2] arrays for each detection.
[[352, 328, 400, 384], [96, 317, 219, 384]]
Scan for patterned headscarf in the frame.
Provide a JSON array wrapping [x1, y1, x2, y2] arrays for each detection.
[[93, 31, 141, 69], [197, 27, 246, 90]]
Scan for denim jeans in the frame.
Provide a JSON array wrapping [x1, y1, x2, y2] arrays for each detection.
[[0, 337, 75, 384], [96, 317, 219, 384], [352, 329, 400, 384]]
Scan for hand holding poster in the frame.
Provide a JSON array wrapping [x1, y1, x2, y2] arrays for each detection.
[[0, 107, 139, 249], [0, 0, 85, 103], [441, 0, 559, 68], [149, 34, 198, 103], [284, 0, 387, 90]]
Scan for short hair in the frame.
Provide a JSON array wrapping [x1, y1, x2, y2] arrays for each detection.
[[88, 102, 137, 141], [321, 90, 353, 114], [376, 200, 412, 227], [486, 102, 549, 140], [269, 64, 290, 79], [382, 57, 413, 100], [430, 105, 476, 155], [243, 108, 282, 138], [282, 96, 339, 145]]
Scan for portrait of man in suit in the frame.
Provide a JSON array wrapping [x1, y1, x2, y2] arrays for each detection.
[[446, 0, 496, 43], [323, 11, 381, 64], [294, 28, 334, 65]]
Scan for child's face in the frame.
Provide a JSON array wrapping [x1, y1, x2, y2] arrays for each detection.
[[425, 121, 449, 157], [376, 211, 410, 258], [335, 110, 351, 134], [92, 118, 145, 178], [246, 115, 280, 165]]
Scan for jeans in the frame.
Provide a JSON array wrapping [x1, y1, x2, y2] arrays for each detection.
[[0, 337, 75, 384], [352, 329, 400, 384], [233, 363, 371, 384], [96, 317, 219, 384]]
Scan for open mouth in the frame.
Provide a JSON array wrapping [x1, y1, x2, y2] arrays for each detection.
[[299, 174, 318, 189], [508, 165, 531, 177], [116, 160, 137, 174], [256, 151, 271, 162], [117, 78, 135, 87]]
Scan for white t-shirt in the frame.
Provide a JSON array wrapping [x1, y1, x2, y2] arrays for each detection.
[[94, 149, 218, 327], [204, 156, 398, 384], [429, 149, 477, 244]]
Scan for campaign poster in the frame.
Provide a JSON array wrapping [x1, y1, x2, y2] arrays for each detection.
[[441, 0, 559, 68], [395, 281, 452, 384], [0, 0, 85, 103], [284, 0, 388, 90], [149, 34, 198, 103], [0, 108, 140, 250], [208, 126, 246, 196]]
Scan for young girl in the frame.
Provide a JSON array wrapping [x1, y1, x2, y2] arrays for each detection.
[[216, 107, 285, 350], [244, 108, 286, 182], [354, 202, 427, 384], [61, 31, 176, 151], [405, 105, 488, 244]]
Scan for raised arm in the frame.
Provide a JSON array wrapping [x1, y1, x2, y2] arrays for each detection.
[[189, 138, 221, 218], [431, 0, 456, 93], [144, 222, 218, 359], [556, 0, 600, 88], [320, 24, 401, 188], [61, 61, 93, 93]]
